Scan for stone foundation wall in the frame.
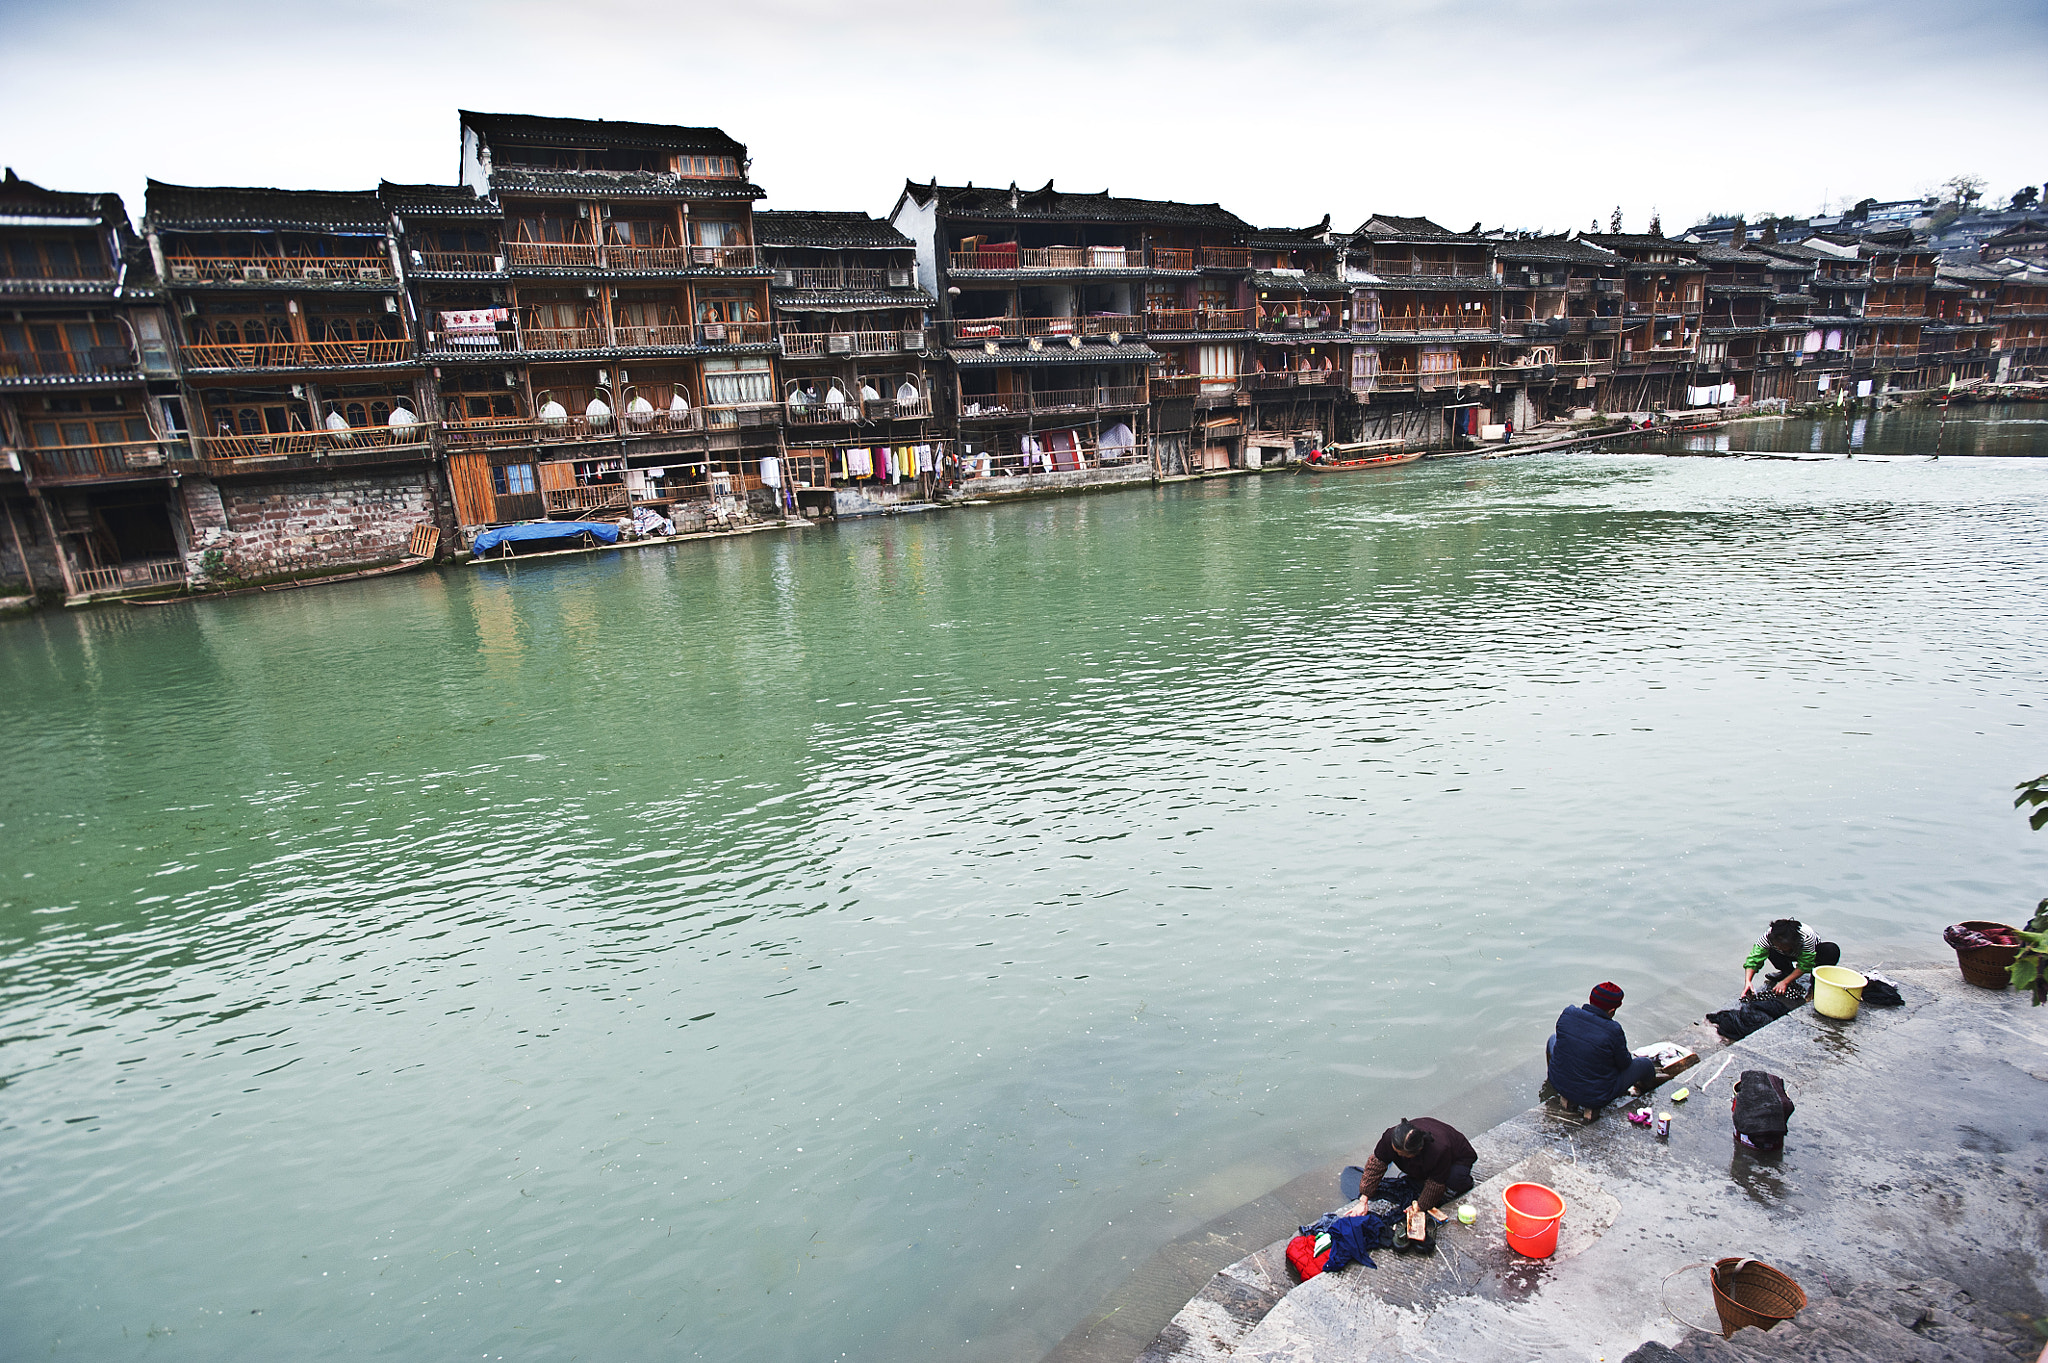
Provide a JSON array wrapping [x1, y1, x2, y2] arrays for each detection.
[[0, 493, 65, 597], [181, 469, 437, 580], [948, 462, 1153, 501]]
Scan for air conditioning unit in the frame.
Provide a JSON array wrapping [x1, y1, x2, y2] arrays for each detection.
[[241, 265, 271, 281], [701, 323, 727, 343], [900, 329, 925, 351], [774, 269, 796, 288], [887, 269, 912, 288], [124, 448, 165, 467], [827, 334, 853, 353]]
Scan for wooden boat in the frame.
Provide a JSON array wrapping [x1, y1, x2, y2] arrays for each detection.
[[1304, 448, 1426, 472], [126, 554, 430, 606]]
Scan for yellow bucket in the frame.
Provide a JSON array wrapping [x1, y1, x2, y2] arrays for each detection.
[[1811, 965, 1866, 1020]]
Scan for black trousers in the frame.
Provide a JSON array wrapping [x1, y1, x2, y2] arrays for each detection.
[[1441, 1162, 1476, 1199]]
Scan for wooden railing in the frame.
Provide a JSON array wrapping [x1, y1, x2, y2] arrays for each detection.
[[1862, 303, 1927, 318], [412, 251, 501, 272], [781, 266, 889, 290], [181, 339, 412, 368], [786, 399, 863, 425], [865, 394, 931, 420], [780, 328, 925, 356], [543, 484, 632, 513], [1257, 307, 1340, 332], [697, 320, 773, 346], [504, 241, 601, 269], [691, 245, 760, 269], [23, 442, 170, 480], [1375, 313, 1495, 332], [1142, 307, 1251, 331], [957, 385, 1147, 416], [1369, 258, 1492, 277], [1870, 264, 1936, 279], [164, 255, 391, 284], [1369, 366, 1490, 391], [1149, 248, 1196, 272], [0, 346, 138, 378], [1150, 375, 1201, 398], [425, 329, 518, 353], [1020, 313, 1142, 338], [1198, 247, 1251, 270], [444, 409, 707, 447], [607, 245, 693, 271], [613, 324, 696, 348], [1993, 301, 2048, 316], [193, 424, 435, 461], [1873, 343, 1920, 358], [73, 558, 186, 595], [521, 326, 610, 352]]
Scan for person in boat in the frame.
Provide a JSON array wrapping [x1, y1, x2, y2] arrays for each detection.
[[1356, 1117, 1477, 1214], [1742, 918, 1839, 998], [1547, 982, 1658, 1119]]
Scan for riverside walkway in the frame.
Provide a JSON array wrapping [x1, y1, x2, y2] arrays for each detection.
[[1069, 963, 2046, 1363]]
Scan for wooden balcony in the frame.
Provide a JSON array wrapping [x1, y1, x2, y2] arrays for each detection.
[[504, 241, 602, 269], [1199, 247, 1252, 270], [1862, 303, 1926, 318], [445, 408, 708, 448], [181, 339, 413, 369], [164, 255, 392, 285], [612, 324, 697, 348], [689, 245, 761, 269], [191, 424, 436, 463], [1872, 343, 1920, 359], [520, 326, 610, 352], [1257, 307, 1340, 333], [1020, 313, 1142, 338], [0, 346, 138, 379], [1149, 248, 1196, 272], [946, 246, 1144, 273], [607, 245, 693, 271], [411, 250, 501, 273], [1870, 264, 1936, 279], [543, 484, 632, 513], [781, 328, 927, 357], [959, 385, 1146, 417], [697, 320, 772, 346], [1368, 366, 1490, 391], [1143, 307, 1252, 332], [23, 441, 174, 481], [864, 393, 932, 420], [1150, 375, 1201, 398], [1375, 313, 1495, 333], [785, 398, 862, 425], [1370, 258, 1492, 278], [779, 266, 890, 290]]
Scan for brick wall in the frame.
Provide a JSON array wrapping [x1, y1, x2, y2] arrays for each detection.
[[180, 471, 437, 581]]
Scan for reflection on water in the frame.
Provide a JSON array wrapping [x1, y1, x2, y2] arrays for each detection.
[[1629, 400, 2045, 460], [2, 419, 2047, 1362]]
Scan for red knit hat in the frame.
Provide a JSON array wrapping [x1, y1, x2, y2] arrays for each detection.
[[1589, 981, 1625, 1010]]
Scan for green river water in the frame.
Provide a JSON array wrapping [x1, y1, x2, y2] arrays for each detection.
[[3, 403, 2045, 1361]]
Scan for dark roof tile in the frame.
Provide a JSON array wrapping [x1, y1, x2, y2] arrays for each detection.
[[460, 110, 744, 157], [903, 180, 1249, 231], [145, 181, 387, 233], [756, 210, 910, 249]]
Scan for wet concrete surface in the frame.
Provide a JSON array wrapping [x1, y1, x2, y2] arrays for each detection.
[[1109, 963, 2048, 1363]]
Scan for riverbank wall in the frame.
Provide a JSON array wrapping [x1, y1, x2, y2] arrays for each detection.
[[1061, 962, 2045, 1363]]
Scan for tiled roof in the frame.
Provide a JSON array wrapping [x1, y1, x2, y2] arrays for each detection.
[[147, 181, 387, 233], [1583, 232, 1700, 254], [0, 169, 121, 225], [379, 182, 495, 217], [1353, 214, 1469, 241], [1247, 216, 1333, 249], [902, 180, 1249, 230], [1252, 270, 1344, 292], [488, 168, 762, 200], [755, 210, 909, 249], [460, 111, 744, 157], [945, 341, 1158, 367], [1493, 236, 1622, 265]]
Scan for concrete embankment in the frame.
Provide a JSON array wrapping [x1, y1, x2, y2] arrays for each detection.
[[1083, 963, 2045, 1363]]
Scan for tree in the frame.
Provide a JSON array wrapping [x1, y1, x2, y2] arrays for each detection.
[[1942, 173, 1986, 207], [1648, 208, 1663, 237], [1591, 218, 1601, 233], [2013, 185, 2041, 212], [1609, 207, 1623, 233]]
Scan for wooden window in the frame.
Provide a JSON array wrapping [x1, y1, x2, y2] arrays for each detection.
[[491, 463, 538, 496], [702, 356, 771, 405]]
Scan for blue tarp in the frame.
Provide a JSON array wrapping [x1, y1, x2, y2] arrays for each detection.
[[471, 521, 621, 556]]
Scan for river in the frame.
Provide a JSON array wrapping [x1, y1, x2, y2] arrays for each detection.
[[3, 405, 2044, 1362]]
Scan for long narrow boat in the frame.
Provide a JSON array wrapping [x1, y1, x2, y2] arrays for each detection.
[[126, 554, 430, 606], [1304, 448, 1426, 472]]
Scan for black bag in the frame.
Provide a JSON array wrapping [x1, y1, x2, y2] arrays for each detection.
[[1861, 973, 1904, 1007]]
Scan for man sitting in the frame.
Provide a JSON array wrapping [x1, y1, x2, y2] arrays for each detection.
[[1743, 918, 1840, 998], [1357, 1117, 1478, 1214], [1547, 982, 1659, 1120]]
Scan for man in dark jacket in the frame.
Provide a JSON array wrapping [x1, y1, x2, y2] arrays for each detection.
[[1357, 1117, 1478, 1213], [1547, 982, 1659, 1119]]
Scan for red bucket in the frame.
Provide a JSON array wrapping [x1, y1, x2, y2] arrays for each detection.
[[1503, 1181, 1565, 1258]]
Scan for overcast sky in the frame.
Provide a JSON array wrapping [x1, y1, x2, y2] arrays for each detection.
[[3, 0, 2043, 233]]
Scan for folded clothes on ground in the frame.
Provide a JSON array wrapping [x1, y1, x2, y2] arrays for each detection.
[[1705, 990, 1796, 1042]]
